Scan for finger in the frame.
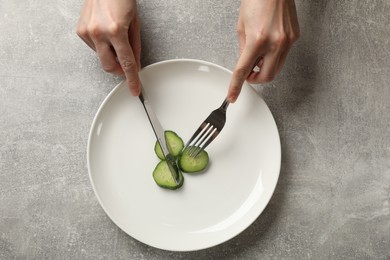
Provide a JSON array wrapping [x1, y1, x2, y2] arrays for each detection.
[[76, 1, 96, 52], [76, 24, 96, 51], [247, 36, 287, 83], [112, 37, 140, 96], [129, 16, 142, 71], [247, 51, 281, 84], [95, 42, 123, 74], [228, 45, 265, 103], [237, 19, 245, 55]]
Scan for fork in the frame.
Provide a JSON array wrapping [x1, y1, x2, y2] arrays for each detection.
[[183, 57, 262, 157], [183, 98, 230, 157]]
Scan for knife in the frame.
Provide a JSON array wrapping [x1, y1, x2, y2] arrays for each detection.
[[138, 84, 181, 184]]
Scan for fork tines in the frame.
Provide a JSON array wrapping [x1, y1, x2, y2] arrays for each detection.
[[185, 123, 219, 157], [183, 107, 226, 157]]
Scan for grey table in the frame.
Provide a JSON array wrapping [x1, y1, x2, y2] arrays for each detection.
[[1, 0, 389, 259]]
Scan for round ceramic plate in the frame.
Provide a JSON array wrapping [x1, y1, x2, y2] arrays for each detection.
[[87, 59, 281, 251]]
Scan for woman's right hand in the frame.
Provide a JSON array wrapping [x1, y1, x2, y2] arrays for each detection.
[[227, 0, 300, 103], [77, 0, 142, 96]]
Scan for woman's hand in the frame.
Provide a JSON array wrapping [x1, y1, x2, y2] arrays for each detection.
[[228, 0, 300, 102], [77, 0, 142, 96]]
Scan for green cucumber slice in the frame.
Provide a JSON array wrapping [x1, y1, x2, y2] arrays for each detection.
[[179, 146, 209, 173], [152, 160, 184, 190], [154, 130, 184, 159]]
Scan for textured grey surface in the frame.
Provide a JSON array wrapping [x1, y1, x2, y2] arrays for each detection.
[[1, 0, 389, 259]]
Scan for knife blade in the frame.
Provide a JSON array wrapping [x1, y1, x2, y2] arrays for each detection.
[[138, 84, 181, 184]]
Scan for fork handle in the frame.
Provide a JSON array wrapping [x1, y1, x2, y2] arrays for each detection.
[[220, 98, 229, 112]]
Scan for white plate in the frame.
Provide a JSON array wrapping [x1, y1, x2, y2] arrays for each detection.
[[87, 59, 281, 251]]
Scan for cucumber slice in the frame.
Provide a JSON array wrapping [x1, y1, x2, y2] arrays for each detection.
[[154, 130, 184, 160], [152, 160, 184, 190], [179, 146, 209, 173]]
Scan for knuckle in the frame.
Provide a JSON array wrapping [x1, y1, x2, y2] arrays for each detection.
[[107, 22, 120, 37], [274, 32, 287, 46], [266, 32, 287, 52], [76, 25, 87, 38], [92, 27, 101, 38], [253, 30, 267, 46], [236, 25, 245, 36], [86, 24, 101, 39], [268, 32, 287, 52], [121, 59, 137, 72]]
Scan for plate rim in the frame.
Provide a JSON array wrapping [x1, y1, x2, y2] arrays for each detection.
[[86, 58, 281, 251]]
